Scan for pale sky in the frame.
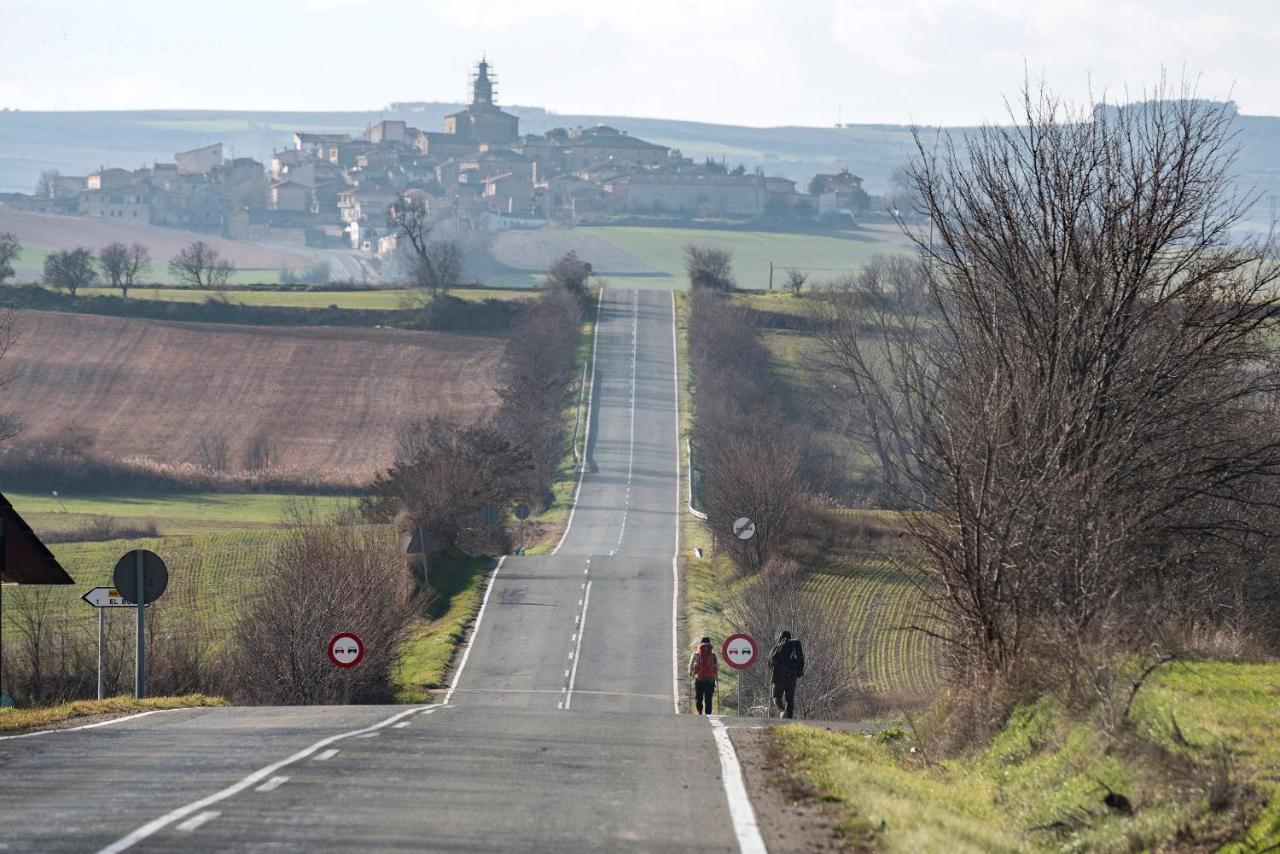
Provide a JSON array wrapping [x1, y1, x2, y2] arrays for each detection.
[[1, 0, 1277, 126]]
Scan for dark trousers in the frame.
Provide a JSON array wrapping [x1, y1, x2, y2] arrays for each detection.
[[772, 677, 797, 718], [695, 679, 716, 714]]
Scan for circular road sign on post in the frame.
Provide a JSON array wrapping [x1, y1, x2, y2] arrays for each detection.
[[513, 503, 530, 520], [112, 550, 169, 605], [328, 633, 365, 668], [732, 517, 756, 540], [722, 633, 758, 670]]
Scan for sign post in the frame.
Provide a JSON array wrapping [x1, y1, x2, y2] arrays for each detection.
[[328, 632, 365, 705], [513, 503, 530, 554], [82, 587, 137, 700], [112, 550, 168, 700], [732, 517, 756, 571], [721, 632, 759, 716]]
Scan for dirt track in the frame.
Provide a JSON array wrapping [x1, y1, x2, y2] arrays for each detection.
[[3, 310, 502, 481]]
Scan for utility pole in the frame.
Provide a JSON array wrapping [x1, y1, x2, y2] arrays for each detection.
[[768, 262, 774, 291]]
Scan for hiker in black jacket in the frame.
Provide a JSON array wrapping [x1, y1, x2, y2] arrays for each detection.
[[767, 630, 804, 719]]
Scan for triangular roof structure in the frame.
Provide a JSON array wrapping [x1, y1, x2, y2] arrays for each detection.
[[0, 493, 73, 584]]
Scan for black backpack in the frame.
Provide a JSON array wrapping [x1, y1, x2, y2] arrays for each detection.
[[787, 639, 805, 678]]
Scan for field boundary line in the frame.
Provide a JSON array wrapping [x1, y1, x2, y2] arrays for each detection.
[[551, 285, 605, 556], [671, 289, 683, 714], [95, 705, 436, 853], [444, 556, 508, 705]]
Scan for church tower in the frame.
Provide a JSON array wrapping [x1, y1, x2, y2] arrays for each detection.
[[472, 58, 495, 107]]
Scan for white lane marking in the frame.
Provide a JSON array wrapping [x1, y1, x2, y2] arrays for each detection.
[[356, 732, 379, 739], [393, 721, 411, 728], [563, 580, 593, 710], [707, 717, 768, 854], [444, 555, 507, 705], [671, 289, 683, 715], [613, 289, 640, 553], [0, 708, 194, 742], [313, 749, 338, 761], [174, 811, 220, 833], [96, 705, 435, 853], [551, 285, 605, 556], [255, 776, 288, 792]]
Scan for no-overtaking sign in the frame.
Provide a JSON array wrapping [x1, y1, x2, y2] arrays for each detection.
[[721, 632, 758, 670], [328, 632, 365, 668]]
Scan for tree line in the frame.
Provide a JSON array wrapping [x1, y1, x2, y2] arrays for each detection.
[[0, 233, 241, 294]]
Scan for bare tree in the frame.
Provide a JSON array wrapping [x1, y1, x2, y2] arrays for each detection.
[[243, 432, 276, 472], [545, 251, 592, 299], [34, 170, 59, 200], [389, 195, 461, 296], [784, 268, 808, 297], [98, 242, 150, 297], [43, 248, 96, 296], [0, 232, 19, 285], [197, 434, 231, 472], [170, 241, 234, 289], [684, 244, 736, 290], [229, 521, 419, 704], [832, 79, 1280, 705]]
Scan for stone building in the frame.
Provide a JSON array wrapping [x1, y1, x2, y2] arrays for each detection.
[[442, 59, 519, 145]]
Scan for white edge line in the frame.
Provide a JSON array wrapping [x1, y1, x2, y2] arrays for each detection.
[[563, 580, 593, 710], [551, 284, 605, 556], [708, 716, 768, 854], [0, 708, 194, 742], [96, 704, 435, 853], [443, 555, 507, 705], [671, 289, 682, 715]]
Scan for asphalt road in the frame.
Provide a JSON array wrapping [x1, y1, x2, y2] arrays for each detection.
[[0, 288, 765, 853]]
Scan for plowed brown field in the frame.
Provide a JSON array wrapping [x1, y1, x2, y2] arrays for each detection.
[[4, 310, 502, 481]]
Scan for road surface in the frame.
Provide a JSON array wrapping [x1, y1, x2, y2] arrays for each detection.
[[0, 288, 767, 853]]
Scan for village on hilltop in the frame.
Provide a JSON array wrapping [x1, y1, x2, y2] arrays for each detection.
[[0, 59, 873, 260]]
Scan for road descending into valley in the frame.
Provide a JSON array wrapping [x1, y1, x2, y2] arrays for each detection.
[[0, 288, 768, 853]]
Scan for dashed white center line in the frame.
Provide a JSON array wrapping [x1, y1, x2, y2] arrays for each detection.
[[255, 776, 288, 793], [356, 732, 379, 739], [393, 721, 411, 728], [313, 749, 339, 761], [175, 811, 220, 833], [563, 580, 593, 710]]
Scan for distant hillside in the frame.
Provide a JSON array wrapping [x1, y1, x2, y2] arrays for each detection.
[[4, 104, 1278, 221]]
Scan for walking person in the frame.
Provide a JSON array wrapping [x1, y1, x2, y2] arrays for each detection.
[[688, 636, 718, 715], [768, 630, 804, 719]]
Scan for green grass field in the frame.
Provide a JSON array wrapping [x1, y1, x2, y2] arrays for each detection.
[[579, 225, 910, 290], [773, 660, 1280, 852], [8, 491, 348, 532], [40, 285, 539, 311]]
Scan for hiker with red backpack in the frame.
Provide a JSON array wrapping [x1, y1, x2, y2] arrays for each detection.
[[687, 636, 718, 715], [768, 630, 805, 719]]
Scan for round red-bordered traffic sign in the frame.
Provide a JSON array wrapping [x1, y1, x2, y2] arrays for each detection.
[[328, 632, 365, 668], [721, 632, 758, 670]]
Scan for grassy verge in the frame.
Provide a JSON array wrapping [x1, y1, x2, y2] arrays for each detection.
[[770, 660, 1280, 852], [392, 548, 496, 703], [0, 694, 227, 733]]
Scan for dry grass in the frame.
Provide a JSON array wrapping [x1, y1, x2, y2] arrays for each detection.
[[0, 694, 227, 733], [4, 310, 503, 483]]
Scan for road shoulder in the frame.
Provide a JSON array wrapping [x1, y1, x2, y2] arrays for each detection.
[[730, 725, 864, 852]]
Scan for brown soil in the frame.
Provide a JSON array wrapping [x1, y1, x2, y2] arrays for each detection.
[[4, 310, 503, 482]]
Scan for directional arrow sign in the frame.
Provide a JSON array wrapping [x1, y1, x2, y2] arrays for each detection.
[[82, 587, 137, 608]]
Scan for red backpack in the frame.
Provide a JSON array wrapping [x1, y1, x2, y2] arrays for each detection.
[[693, 643, 718, 680]]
